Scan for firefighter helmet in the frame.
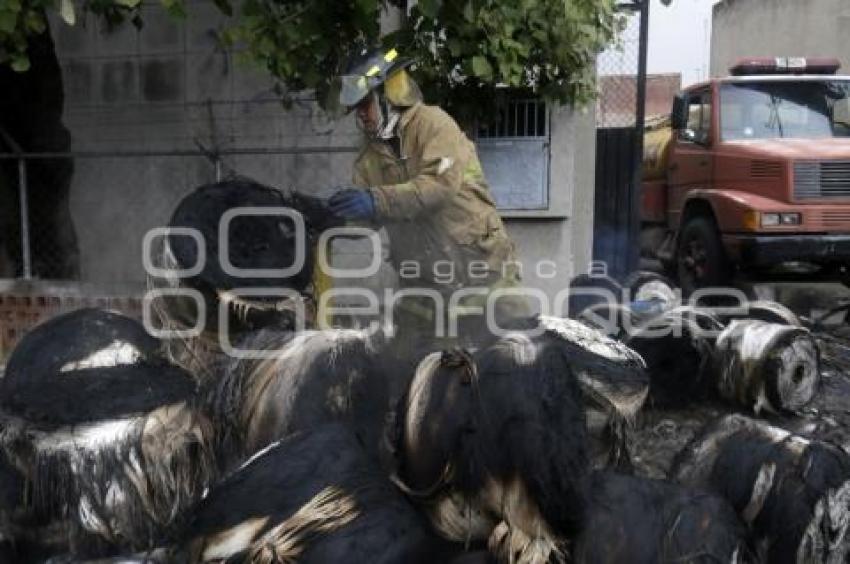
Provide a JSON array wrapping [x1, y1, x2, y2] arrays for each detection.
[[338, 46, 417, 109]]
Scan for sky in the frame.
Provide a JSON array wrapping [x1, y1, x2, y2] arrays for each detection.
[[648, 0, 724, 85], [599, 0, 723, 87]]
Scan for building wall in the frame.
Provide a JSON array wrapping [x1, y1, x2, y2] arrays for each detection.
[[711, 0, 850, 77], [46, 0, 595, 312], [597, 73, 682, 127]]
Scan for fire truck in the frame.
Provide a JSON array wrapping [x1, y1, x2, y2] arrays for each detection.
[[641, 57, 850, 294]]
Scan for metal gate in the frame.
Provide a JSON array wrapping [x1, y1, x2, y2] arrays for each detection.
[[593, 0, 649, 280], [594, 127, 639, 280]]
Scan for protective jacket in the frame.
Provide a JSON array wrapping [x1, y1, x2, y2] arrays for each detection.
[[353, 102, 521, 306]]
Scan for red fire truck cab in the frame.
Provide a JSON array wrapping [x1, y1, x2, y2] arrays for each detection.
[[642, 57, 850, 293]]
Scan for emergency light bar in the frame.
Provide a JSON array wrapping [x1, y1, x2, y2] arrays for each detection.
[[729, 57, 841, 76]]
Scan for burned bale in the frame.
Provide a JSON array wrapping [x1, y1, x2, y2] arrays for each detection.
[[1, 308, 193, 424], [150, 179, 341, 376], [576, 302, 644, 340], [156, 179, 337, 333], [573, 471, 747, 564], [625, 306, 724, 406], [397, 332, 590, 564], [713, 320, 819, 414], [671, 414, 850, 563], [38, 549, 169, 563], [180, 424, 444, 564], [714, 300, 802, 327], [0, 448, 22, 515], [0, 449, 23, 564], [566, 273, 623, 319], [0, 309, 216, 553], [535, 316, 648, 469], [622, 270, 678, 307], [211, 328, 390, 469]]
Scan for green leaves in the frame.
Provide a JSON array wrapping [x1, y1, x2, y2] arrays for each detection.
[[471, 55, 493, 80], [211, 0, 233, 17], [10, 53, 29, 71], [0, 11, 17, 34], [160, 0, 186, 19], [417, 0, 441, 19], [402, 0, 617, 121], [462, 1, 475, 22], [1, 0, 618, 121], [59, 0, 75, 25]]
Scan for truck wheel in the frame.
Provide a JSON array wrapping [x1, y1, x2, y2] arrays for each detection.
[[676, 216, 730, 296]]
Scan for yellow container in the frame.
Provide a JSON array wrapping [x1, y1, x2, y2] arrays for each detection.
[[642, 117, 673, 181]]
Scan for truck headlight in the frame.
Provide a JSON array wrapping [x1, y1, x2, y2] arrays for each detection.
[[780, 212, 801, 225], [761, 213, 780, 226]]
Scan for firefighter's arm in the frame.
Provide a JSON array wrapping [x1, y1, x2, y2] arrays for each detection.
[[368, 114, 464, 220]]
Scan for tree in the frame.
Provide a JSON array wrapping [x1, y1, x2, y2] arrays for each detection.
[[1, 0, 622, 121]]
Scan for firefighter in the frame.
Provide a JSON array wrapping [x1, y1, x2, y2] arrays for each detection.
[[328, 47, 528, 348]]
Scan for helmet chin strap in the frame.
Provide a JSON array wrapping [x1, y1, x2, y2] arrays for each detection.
[[358, 89, 400, 140], [378, 105, 400, 140]]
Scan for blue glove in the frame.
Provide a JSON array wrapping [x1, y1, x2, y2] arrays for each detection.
[[328, 188, 375, 220]]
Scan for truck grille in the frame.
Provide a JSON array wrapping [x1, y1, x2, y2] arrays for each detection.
[[794, 161, 850, 199], [816, 210, 850, 228], [750, 160, 782, 178]]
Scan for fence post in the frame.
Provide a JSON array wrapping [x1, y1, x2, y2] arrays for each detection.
[[17, 156, 32, 279], [0, 127, 32, 280], [629, 0, 650, 276]]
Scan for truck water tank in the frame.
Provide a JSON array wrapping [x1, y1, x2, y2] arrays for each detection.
[[642, 116, 673, 181]]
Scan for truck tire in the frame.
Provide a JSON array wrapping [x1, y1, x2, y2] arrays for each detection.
[[676, 216, 730, 296]]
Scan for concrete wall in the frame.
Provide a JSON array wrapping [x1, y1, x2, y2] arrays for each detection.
[[711, 0, 850, 77], [47, 0, 595, 311]]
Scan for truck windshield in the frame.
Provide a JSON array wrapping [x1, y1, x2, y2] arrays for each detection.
[[720, 80, 850, 140]]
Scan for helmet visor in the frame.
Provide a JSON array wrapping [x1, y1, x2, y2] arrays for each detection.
[[339, 74, 372, 109]]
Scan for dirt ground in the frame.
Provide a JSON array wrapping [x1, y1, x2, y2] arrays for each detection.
[[628, 282, 850, 479]]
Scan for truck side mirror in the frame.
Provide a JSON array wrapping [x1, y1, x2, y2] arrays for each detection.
[[671, 94, 688, 130]]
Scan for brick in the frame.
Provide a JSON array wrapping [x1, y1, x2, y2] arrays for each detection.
[[96, 19, 139, 57], [186, 1, 227, 52], [186, 52, 232, 102], [230, 62, 276, 101], [62, 59, 94, 106], [138, 4, 184, 54], [101, 60, 138, 104], [52, 12, 94, 56], [141, 59, 184, 102]]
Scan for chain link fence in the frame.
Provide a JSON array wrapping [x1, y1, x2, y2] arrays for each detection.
[[593, 1, 649, 280]]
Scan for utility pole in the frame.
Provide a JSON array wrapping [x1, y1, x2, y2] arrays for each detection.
[[629, 0, 650, 275]]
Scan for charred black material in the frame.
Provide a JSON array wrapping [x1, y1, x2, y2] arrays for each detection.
[[622, 270, 677, 304], [566, 274, 623, 319], [533, 316, 648, 470], [672, 414, 850, 563], [0, 309, 215, 553], [211, 328, 390, 469], [0, 449, 23, 564], [181, 424, 444, 564], [471, 336, 589, 536], [1, 308, 195, 424], [573, 471, 746, 564], [158, 178, 342, 337], [0, 449, 21, 514], [712, 320, 819, 414], [398, 329, 592, 563], [577, 302, 643, 340], [625, 306, 724, 406], [168, 179, 341, 294], [169, 179, 316, 295], [714, 300, 801, 327]]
